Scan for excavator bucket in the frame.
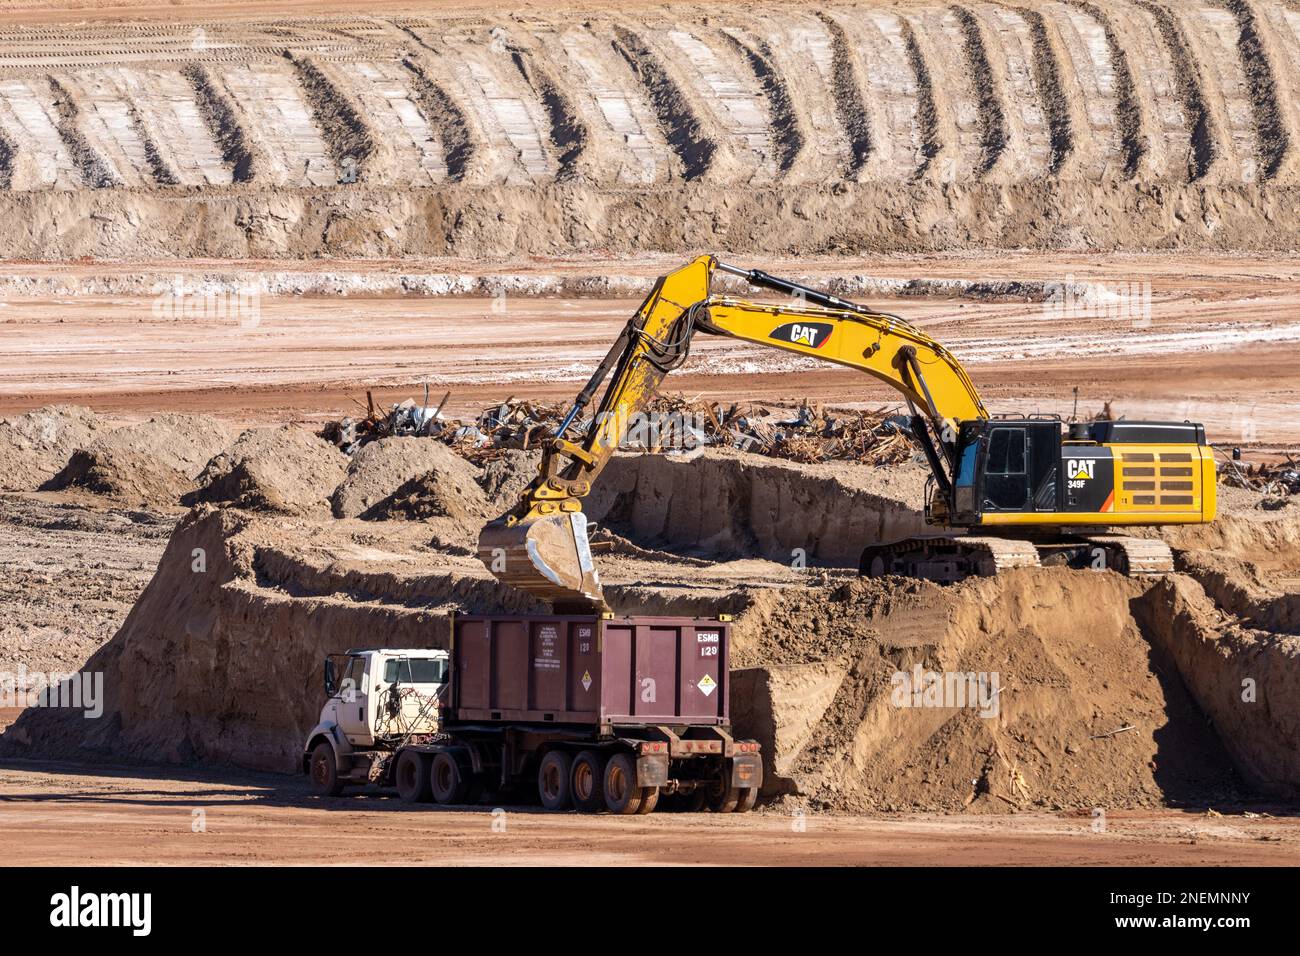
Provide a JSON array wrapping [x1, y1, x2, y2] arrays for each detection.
[[477, 511, 606, 612]]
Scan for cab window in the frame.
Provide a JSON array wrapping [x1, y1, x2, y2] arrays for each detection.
[[987, 428, 1025, 475], [384, 657, 448, 685]]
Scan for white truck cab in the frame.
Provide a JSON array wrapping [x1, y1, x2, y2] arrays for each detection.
[[303, 648, 449, 795]]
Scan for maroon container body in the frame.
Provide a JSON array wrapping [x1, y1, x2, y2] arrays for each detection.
[[451, 615, 730, 729]]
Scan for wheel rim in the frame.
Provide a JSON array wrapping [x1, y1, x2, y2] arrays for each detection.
[[398, 759, 415, 792], [542, 763, 560, 800], [434, 760, 452, 793], [574, 763, 591, 801], [311, 755, 329, 787], [608, 764, 628, 802]]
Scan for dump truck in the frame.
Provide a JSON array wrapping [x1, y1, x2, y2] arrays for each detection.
[[302, 613, 762, 813]]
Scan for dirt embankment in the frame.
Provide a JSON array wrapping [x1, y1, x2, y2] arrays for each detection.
[[0, 6, 1299, 256], [586, 450, 928, 566]]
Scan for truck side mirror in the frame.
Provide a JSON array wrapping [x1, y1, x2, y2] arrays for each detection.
[[324, 658, 338, 697]]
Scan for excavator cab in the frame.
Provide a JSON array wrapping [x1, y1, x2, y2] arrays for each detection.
[[936, 417, 1214, 530], [944, 419, 1064, 522]]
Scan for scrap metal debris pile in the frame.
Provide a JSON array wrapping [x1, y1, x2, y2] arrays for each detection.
[[1220, 456, 1300, 501], [322, 393, 916, 466]]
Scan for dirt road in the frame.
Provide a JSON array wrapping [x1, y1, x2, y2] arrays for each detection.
[[3, 254, 1298, 445], [0, 759, 1295, 866]]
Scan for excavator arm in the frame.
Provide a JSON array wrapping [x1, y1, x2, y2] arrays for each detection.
[[477, 254, 988, 610]]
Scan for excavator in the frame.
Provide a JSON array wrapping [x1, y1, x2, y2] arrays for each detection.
[[477, 255, 1216, 610]]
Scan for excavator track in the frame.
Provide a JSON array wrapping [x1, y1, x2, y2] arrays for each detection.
[[860, 535, 1042, 582], [1077, 535, 1175, 576], [860, 533, 1175, 582]]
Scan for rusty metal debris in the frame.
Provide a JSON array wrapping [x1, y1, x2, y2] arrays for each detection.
[[1219, 454, 1300, 499], [322, 392, 917, 467]]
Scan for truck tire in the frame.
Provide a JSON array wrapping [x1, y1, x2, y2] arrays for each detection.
[[571, 750, 606, 812], [603, 752, 644, 815], [308, 742, 344, 797], [430, 751, 467, 805], [537, 750, 574, 811], [709, 781, 742, 813], [636, 786, 660, 814], [734, 786, 758, 813], [395, 749, 431, 804]]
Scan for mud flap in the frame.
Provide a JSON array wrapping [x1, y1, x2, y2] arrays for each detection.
[[636, 754, 669, 787], [730, 754, 763, 790]]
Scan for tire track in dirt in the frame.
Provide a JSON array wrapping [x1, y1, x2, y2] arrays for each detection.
[[181, 62, 257, 183], [286, 53, 375, 182], [1019, 6, 1075, 175], [1220, 0, 1288, 180], [1065, 1, 1146, 178], [508, 47, 589, 181], [400, 54, 476, 183], [722, 31, 805, 176], [611, 25, 716, 181], [1136, 1, 1217, 180], [47, 76, 119, 188], [123, 98, 179, 186], [950, 5, 1007, 176], [815, 12, 872, 177], [0, 123, 14, 188], [900, 18, 940, 179]]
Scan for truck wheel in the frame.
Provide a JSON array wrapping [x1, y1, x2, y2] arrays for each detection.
[[537, 750, 574, 811], [395, 750, 431, 804], [636, 786, 660, 814], [571, 750, 606, 812], [734, 787, 758, 813], [309, 742, 344, 797], [709, 781, 742, 813], [430, 751, 467, 805], [603, 753, 644, 815]]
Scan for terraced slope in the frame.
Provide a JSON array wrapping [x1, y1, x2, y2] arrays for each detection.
[[0, 2, 1296, 255]]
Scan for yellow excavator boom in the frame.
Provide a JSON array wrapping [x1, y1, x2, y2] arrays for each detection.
[[477, 254, 988, 609]]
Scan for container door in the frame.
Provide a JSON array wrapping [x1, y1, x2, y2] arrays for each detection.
[[567, 622, 600, 719], [455, 620, 491, 712], [600, 623, 633, 720], [678, 625, 723, 719], [529, 620, 565, 713], [492, 621, 528, 712], [634, 626, 678, 720]]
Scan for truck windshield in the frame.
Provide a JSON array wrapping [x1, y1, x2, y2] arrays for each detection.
[[384, 657, 447, 685]]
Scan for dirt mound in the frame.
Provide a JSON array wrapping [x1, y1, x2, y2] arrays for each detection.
[[0, 405, 106, 492], [332, 436, 488, 522], [186, 426, 346, 514], [43, 413, 231, 506], [478, 449, 542, 511], [731, 570, 1246, 811]]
